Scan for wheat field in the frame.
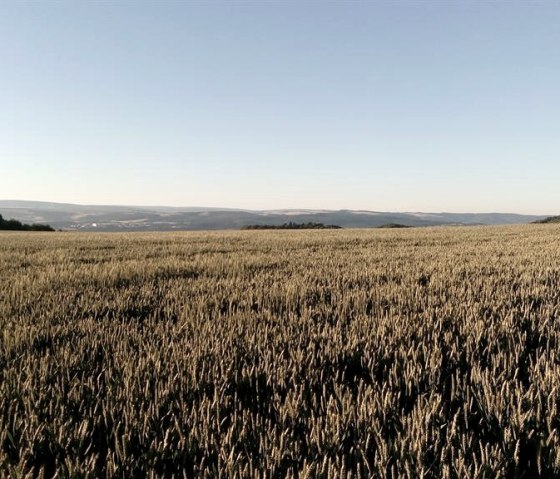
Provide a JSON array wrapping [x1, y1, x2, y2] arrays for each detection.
[[1, 226, 560, 478]]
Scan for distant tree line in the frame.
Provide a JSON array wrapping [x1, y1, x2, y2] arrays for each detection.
[[377, 223, 412, 229], [0, 214, 55, 231], [533, 216, 560, 224], [242, 222, 342, 230]]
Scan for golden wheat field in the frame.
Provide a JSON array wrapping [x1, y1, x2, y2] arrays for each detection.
[[1, 226, 560, 478]]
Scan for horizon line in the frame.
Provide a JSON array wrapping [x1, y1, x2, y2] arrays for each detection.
[[0, 199, 553, 217]]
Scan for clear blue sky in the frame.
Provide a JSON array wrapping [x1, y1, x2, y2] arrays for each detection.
[[1, 1, 559, 213]]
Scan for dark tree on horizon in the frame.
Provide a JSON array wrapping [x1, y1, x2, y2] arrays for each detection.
[[241, 222, 342, 230], [0, 214, 55, 231]]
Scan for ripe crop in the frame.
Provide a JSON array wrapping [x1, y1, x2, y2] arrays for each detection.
[[1, 226, 560, 478]]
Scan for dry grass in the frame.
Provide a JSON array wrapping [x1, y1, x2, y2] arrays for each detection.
[[1, 225, 560, 478]]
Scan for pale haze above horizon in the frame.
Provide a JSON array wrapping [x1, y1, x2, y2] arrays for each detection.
[[1, 1, 559, 215]]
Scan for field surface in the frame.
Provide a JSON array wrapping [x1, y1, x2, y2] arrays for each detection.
[[1, 226, 560, 478]]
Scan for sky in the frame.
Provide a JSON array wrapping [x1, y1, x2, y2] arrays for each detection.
[[1, 1, 559, 214]]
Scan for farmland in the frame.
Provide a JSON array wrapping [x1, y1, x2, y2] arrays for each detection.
[[1, 226, 560, 478]]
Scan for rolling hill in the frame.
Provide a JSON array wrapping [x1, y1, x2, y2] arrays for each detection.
[[0, 200, 547, 232]]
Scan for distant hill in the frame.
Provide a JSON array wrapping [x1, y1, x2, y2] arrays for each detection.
[[533, 216, 560, 224], [0, 214, 54, 231], [0, 200, 547, 232]]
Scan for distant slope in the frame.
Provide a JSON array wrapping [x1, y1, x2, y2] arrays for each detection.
[[0, 200, 547, 232]]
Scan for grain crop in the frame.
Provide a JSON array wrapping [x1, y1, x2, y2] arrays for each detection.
[[1, 226, 560, 478]]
